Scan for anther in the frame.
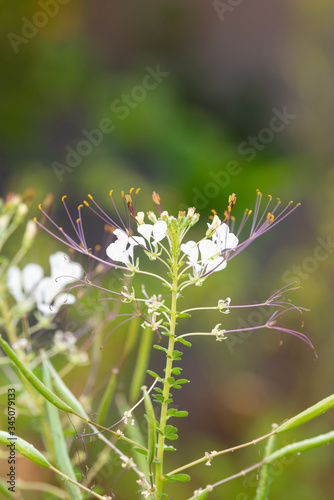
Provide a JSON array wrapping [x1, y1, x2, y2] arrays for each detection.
[[211, 209, 217, 215], [129, 187, 134, 194], [62, 195, 67, 201], [109, 189, 113, 196], [121, 190, 125, 197], [33, 217, 37, 222], [135, 187, 141, 194], [78, 204, 83, 210], [76, 218, 80, 223], [38, 204, 42, 210], [83, 201, 89, 207], [88, 194, 93, 200]]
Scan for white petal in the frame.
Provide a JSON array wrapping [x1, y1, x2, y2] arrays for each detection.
[[129, 235, 146, 248], [199, 240, 218, 263], [22, 263, 44, 295], [215, 223, 229, 244], [114, 229, 129, 246], [137, 224, 153, 241], [206, 257, 227, 274], [153, 220, 167, 242], [53, 293, 76, 312], [7, 266, 24, 303], [225, 233, 239, 250], [49, 252, 82, 284], [181, 241, 199, 264], [34, 277, 58, 312], [106, 241, 128, 263]]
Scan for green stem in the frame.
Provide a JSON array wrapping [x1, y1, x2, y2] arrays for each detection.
[[254, 426, 277, 500], [155, 265, 179, 499]]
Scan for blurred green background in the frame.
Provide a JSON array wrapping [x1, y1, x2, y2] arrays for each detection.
[[1, 1, 334, 499]]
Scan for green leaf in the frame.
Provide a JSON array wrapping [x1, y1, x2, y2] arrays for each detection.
[[165, 434, 178, 441], [172, 350, 183, 359], [174, 379, 190, 385], [177, 313, 191, 318], [176, 337, 192, 347], [165, 425, 178, 435], [167, 377, 175, 385], [154, 345, 168, 353], [163, 445, 176, 451], [165, 473, 191, 482], [147, 370, 162, 380], [171, 367, 182, 375], [153, 395, 165, 404], [154, 387, 164, 394], [133, 447, 148, 456], [167, 409, 188, 418]]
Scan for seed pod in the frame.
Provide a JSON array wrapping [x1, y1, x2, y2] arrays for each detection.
[[0, 336, 73, 413], [143, 386, 156, 465], [0, 431, 51, 469], [277, 394, 334, 433]]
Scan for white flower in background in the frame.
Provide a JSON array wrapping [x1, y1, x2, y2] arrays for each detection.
[[7, 263, 44, 310], [7, 252, 82, 316], [34, 252, 83, 316], [181, 221, 238, 278], [106, 229, 146, 266]]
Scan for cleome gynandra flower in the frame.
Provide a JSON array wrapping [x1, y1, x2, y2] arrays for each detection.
[[34, 188, 315, 499]]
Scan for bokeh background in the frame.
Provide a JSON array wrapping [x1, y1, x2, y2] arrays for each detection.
[[1, 1, 334, 499]]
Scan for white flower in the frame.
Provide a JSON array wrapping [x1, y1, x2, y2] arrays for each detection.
[[7, 252, 82, 316], [181, 221, 238, 278], [7, 263, 44, 309], [212, 220, 239, 253], [106, 229, 145, 265], [137, 220, 167, 248], [34, 252, 83, 315]]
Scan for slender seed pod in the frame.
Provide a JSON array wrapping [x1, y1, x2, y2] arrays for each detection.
[[266, 431, 334, 464], [0, 431, 51, 469], [276, 394, 334, 433], [143, 386, 156, 465], [0, 337, 73, 413]]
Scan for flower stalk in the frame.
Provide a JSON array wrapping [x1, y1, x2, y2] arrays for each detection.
[[155, 254, 179, 498]]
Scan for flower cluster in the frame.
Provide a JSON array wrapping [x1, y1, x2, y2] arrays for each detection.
[[33, 188, 314, 354]]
